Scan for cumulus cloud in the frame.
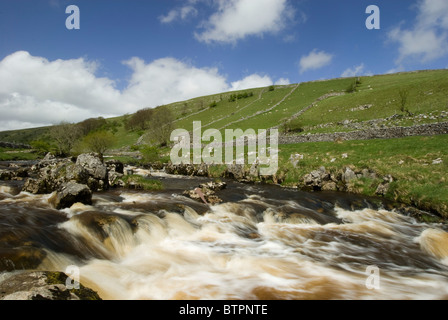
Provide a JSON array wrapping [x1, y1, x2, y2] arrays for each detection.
[[341, 63, 372, 78], [122, 57, 229, 106], [0, 51, 123, 130], [299, 49, 333, 74], [0, 51, 287, 131], [229, 74, 274, 91], [388, 0, 448, 64], [195, 0, 294, 44], [159, 1, 198, 24], [275, 78, 290, 85]]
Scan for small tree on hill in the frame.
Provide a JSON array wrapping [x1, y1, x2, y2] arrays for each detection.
[[398, 88, 412, 116], [82, 130, 115, 157], [50, 121, 82, 156]]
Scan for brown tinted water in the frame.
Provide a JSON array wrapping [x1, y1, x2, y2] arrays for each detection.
[[1, 171, 448, 300]]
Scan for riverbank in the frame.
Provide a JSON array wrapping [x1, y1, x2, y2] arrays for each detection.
[[158, 134, 448, 221]]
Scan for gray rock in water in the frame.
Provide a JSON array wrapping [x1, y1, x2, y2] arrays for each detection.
[[0, 271, 101, 300], [49, 181, 92, 209], [76, 153, 108, 181]]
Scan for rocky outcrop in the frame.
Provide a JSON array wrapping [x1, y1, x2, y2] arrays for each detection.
[[183, 181, 227, 205], [0, 271, 101, 300], [22, 153, 125, 196], [302, 166, 387, 194], [165, 162, 285, 184], [20, 153, 126, 208], [49, 181, 93, 210]]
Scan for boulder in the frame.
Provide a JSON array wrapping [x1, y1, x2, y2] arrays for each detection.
[[0, 271, 101, 300], [76, 153, 107, 181], [303, 166, 328, 190], [225, 164, 245, 181], [183, 181, 227, 205], [106, 159, 124, 174], [49, 181, 92, 209], [342, 167, 357, 183]]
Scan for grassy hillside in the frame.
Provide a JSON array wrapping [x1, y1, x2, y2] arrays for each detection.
[[1, 69, 447, 216], [1, 69, 447, 148]]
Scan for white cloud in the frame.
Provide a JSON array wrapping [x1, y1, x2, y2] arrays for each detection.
[[122, 57, 229, 106], [230, 74, 274, 91], [341, 63, 372, 78], [159, 3, 198, 24], [275, 78, 290, 85], [195, 0, 293, 44], [0, 51, 123, 130], [299, 49, 333, 74], [0, 51, 286, 131], [388, 0, 448, 64]]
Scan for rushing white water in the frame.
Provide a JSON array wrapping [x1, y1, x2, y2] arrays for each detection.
[[1, 178, 448, 300]]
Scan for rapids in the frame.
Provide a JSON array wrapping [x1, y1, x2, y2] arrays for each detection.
[[1, 171, 448, 300]]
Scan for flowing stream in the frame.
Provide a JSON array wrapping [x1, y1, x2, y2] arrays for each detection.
[[1, 169, 448, 300]]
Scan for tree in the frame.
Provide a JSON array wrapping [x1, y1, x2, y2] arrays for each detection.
[[147, 106, 174, 147], [50, 122, 82, 156], [398, 89, 412, 116], [76, 117, 107, 136], [125, 108, 154, 131], [82, 130, 115, 156]]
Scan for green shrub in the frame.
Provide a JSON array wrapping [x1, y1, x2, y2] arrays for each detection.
[[121, 175, 163, 191]]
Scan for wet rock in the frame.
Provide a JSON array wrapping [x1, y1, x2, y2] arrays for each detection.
[[0, 247, 47, 272], [196, 163, 209, 177], [303, 166, 329, 190], [76, 153, 107, 181], [183, 181, 227, 205], [22, 178, 47, 194], [22, 153, 110, 194], [106, 159, 124, 174], [49, 181, 92, 210], [108, 171, 124, 188], [248, 162, 259, 179], [225, 164, 245, 181], [0, 271, 101, 300], [0, 170, 13, 181], [321, 181, 338, 191]]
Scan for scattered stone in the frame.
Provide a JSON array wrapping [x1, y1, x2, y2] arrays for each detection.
[[0, 271, 101, 300], [289, 154, 304, 167], [342, 167, 357, 183], [76, 153, 107, 181], [225, 164, 245, 181], [49, 181, 92, 210], [432, 158, 443, 165], [183, 181, 227, 205]]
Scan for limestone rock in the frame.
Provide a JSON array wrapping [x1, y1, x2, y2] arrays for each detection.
[[0, 271, 101, 300], [183, 181, 227, 205], [76, 153, 107, 181], [342, 167, 357, 183], [49, 181, 92, 209], [226, 164, 245, 181]]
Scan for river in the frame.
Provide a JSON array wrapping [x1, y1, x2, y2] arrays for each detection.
[[1, 168, 448, 300]]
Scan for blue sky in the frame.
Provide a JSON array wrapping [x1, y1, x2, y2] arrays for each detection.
[[0, 0, 447, 130]]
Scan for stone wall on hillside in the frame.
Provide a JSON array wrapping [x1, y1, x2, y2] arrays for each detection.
[[279, 122, 448, 144]]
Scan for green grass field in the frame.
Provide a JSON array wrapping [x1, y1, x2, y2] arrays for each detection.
[[277, 134, 448, 217], [1, 69, 447, 217]]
